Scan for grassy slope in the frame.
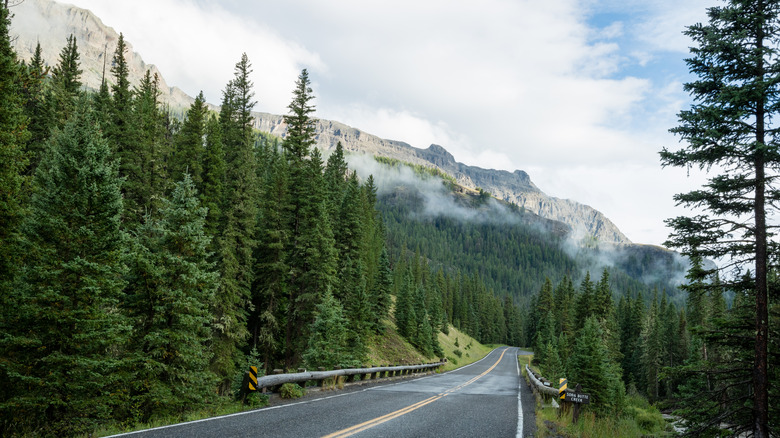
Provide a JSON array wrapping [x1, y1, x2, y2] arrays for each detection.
[[366, 319, 494, 373]]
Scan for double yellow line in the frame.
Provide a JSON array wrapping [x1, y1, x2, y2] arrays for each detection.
[[322, 348, 509, 438]]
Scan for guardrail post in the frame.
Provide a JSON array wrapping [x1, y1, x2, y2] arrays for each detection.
[[317, 367, 326, 387]]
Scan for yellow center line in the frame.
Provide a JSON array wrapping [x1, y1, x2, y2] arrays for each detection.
[[321, 348, 509, 438]]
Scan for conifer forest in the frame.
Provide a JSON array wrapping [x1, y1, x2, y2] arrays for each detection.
[[0, 1, 779, 436]]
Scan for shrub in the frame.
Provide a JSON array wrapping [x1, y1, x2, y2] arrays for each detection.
[[453, 349, 463, 358], [245, 392, 269, 408], [279, 383, 305, 399]]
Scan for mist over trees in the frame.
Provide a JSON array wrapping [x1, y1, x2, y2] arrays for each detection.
[[0, 8, 524, 434]]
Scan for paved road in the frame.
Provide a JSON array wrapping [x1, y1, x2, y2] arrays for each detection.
[[113, 347, 536, 438]]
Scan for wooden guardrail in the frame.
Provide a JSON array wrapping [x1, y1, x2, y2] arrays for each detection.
[[524, 364, 559, 397], [251, 361, 446, 393], [524, 364, 591, 423]]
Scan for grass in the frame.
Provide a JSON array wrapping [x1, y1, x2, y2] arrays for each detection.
[[437, 326, 494, 372], [365, 320, 429, 366], [520, 354, 672, 438], [94, 398, 256, 437]]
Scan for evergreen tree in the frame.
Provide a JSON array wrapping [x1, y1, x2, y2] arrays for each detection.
[[369, 246, 393, 333], [125, 175, 218, 422], [50, 34, 82, 124], [641, 291, 661, 401], [211, 53, 258, 392], [660, 1, 780, 434], [200, 114, 225, 245], [172, 91, 208, 187], [0, 1, 28, 285], [251, 151, 290, 371], [568, 316, 626, 416], [0, 6, 30, 426], [2, 98, 127, 436], [574, 272, 594, 331], [108, 33, 143, 226], [302, 290, 349, 369], [22, 42, 49, 174], [132, 70, 169, 215], [283, 68, 316, 161]]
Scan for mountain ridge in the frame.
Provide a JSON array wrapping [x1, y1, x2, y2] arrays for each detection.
[[13, 0, 630, 245]]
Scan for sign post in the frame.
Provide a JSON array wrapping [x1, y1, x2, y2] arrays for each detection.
[[568, 384, 590, 424]]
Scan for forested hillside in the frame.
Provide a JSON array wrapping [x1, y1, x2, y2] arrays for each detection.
[[0, 7, 528, 434], [366, 158, 688, 308]]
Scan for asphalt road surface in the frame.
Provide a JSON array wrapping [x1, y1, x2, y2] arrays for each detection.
[[112, 347, 537, 438]]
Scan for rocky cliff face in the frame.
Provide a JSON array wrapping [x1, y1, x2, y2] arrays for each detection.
[[251, 111, 629, 244], [11, 0, 194, 109], [13, 0, 630, 245]]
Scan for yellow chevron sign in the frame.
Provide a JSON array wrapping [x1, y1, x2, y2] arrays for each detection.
[[559, 378, 567, 400], [249, 366, 258, 391]]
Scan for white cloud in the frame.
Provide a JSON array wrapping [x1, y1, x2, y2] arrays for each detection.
[[59, 0, 716, 247], [69, 0, 324, 111]]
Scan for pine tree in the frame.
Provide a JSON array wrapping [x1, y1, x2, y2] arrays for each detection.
[[302, 290, 349, 369], [2, 98, 127, 435], [172, 91, 208, 187], [0, 6, 30, 427], [0, 0, 28, 278], [574, 272, 594, 331], [22, 42, 49, 174], [133, 70, 169, 215], [108, 33, 143, 226], [660, 1, 780, 434], [125, 175, 218, 421], [283, 68, 316, 161], [641, 290, 661, 401], [567, 316, 626, 416], [200, 114, 225, 245], [251, 151, 289, 370], [49, 34, 82, 124], [368, 247, 393, 333], [211, 53, 258, 392]]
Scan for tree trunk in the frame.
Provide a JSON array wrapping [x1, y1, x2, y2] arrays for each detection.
[[753, 10, 769, 434]]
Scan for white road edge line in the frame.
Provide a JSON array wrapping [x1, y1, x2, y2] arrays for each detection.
[[516, 350, 524, 438], [107, 348, 508, 437]]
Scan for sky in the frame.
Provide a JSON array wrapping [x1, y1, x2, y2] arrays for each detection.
[[64, 0, 714, 247]]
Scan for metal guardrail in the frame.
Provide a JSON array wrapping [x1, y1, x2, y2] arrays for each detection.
[[253, 362, 446, 392]]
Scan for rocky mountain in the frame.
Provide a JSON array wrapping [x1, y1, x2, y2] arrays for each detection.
[[12, 0, 630, 245]]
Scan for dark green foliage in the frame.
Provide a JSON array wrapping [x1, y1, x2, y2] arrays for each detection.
[[21, 42, 49, 174], [0, 2, 28, 291], [107, 33, 142, 225], [50, 34, 82, 124], [279, 383, 305, 399], [379, 184, 583, 304], [200, 114, 225, 244], [251, 151, 289, 371], [172, 91, 208, 187], [567, 317, 626, 416], [1, 98, 128, 436], [210, 53, 258, 392], [302, 290, 350, 369], [660, 1, 780, 434], [0, 7, 30, 429], [124, 175, 218, 422], [130, 70, 170, 218], [283, 69, 316, 161]]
